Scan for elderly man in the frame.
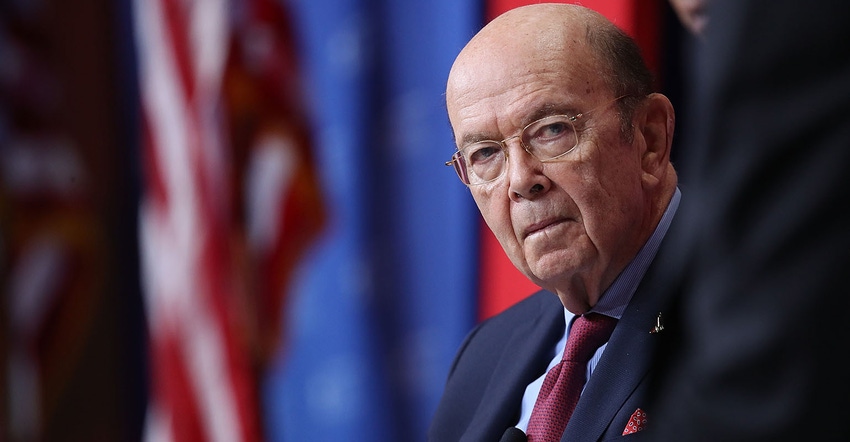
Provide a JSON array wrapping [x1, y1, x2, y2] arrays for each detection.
[[430, 4, 678, 441]]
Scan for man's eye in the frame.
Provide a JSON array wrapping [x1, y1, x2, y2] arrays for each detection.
[[468, 144, 502, 164], [534, 121, 572, 141]]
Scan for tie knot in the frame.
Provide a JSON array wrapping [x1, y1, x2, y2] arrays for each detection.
[[563, 313, 618, 363]]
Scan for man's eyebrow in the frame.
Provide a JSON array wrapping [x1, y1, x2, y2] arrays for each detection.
[[456, 103, 581, 147], [458, 131, 498, 147], [524, 103, 581, 124]]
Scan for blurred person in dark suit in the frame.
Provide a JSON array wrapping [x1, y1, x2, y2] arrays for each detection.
[[651, 0, 850, 440], [430, 4, 681, 440], [668, 0, 709, 37]]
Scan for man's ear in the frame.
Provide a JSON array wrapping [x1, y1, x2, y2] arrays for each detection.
[[636, 93, 675, 182]]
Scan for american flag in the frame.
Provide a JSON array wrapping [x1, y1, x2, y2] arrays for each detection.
[[132, 0, 323, 440]]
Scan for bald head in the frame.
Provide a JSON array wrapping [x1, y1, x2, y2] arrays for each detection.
[[455, 3, 610, 71], [448, 4, 652, 132], [457, 3, 605, 62]]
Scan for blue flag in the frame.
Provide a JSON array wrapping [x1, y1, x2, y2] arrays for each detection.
[[263, 0, 482, 440]]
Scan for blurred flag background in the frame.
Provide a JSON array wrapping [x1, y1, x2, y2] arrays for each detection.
[[1, 0, 687, 440]]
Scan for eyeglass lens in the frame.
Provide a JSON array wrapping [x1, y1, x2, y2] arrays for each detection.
[[456, 115, 579, 185]]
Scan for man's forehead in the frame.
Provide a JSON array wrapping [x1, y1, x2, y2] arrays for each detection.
[[448, 51, 603, 116], [450, 21, 599, 99], [446, 5, 610, 140]]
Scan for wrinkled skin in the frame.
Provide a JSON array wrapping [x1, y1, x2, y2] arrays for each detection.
[[446, 4, 677, 313]]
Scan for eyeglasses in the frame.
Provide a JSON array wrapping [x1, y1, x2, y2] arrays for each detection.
[[445, 95, 629, 186]]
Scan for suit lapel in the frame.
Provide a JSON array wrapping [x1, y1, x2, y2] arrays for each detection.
[[462, 292, 564, 441]]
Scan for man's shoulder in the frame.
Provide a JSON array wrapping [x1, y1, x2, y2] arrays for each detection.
[[474, 289, 562, 334], [449, 288, 564, 374]]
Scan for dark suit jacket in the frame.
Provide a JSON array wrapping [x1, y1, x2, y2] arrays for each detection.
[[429, 253, 676, 442], [650, 0, 850, 440]]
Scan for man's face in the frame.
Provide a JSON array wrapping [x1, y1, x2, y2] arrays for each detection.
[[447, 32, 651, 311]]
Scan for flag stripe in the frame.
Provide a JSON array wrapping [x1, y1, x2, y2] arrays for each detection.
[[134, 0, 258, 440]]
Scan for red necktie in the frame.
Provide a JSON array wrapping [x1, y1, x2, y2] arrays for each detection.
[[526, 313, 618, 442]]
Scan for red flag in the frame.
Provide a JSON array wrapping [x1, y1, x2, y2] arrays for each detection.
[[478, 0, 662, 320], [134, 0, 323, 440], [222, 0, 325, 363]]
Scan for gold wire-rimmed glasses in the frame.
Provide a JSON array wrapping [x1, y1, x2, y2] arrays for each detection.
[[445, 95, 629, 186]]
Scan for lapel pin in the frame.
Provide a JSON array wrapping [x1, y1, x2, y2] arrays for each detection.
[[649, 312, 664, 334]]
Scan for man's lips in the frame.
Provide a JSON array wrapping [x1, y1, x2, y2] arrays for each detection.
[[523, 217, 568, 239]]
